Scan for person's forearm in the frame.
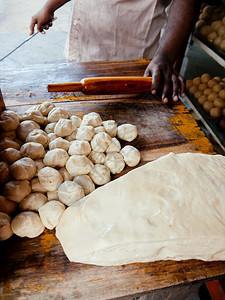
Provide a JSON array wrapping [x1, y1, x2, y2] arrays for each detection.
[[156, 0, 201, 64], [43, 0, 71, 13]]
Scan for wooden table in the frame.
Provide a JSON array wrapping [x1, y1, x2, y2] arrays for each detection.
[[0, 59, 224, 300]]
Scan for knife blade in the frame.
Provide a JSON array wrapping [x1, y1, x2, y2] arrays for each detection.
[[0, 17, 57, 62]]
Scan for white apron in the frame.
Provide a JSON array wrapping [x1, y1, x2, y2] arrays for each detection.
[[64, 0, 172, 62]]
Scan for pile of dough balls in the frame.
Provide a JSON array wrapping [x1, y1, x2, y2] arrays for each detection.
[[196, 4, 225, 52], [0, 102, 141, 241], [186, 73, 225, 120]]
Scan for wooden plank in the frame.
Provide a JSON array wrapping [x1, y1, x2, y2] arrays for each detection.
[[0, 60, 223, 299], [1, 232, 225, 300]]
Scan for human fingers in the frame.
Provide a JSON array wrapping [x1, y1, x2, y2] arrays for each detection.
[[162, 73, 172, 104], [178, 74, 186, 97], [30, 17, 37, 35], [171, 73, 179, 102]]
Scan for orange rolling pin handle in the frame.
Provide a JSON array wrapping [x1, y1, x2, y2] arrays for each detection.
[[48, 82, 83, 93], [81, 77, 152, 95], [48, 76, 152, 94]]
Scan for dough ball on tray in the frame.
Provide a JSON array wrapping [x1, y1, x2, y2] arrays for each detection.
[[38, 167, 63, 192], [9, 157, 36, 180], [11, 211, 45, 238], [58, 181, 85, 206], [39, 200, 66, 230], [0, 212, 13, 241]]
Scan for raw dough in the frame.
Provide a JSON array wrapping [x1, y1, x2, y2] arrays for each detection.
[[39, 200, 65, 230], [56, 153, 225, 266]]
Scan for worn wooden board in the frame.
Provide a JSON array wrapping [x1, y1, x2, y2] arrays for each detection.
[[0, 59, 224, 299]]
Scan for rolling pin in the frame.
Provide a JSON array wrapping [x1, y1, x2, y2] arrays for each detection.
[[48, 76, 152, 95]]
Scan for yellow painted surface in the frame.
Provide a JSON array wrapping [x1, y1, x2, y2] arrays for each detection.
[[170, 104, 215, 154]]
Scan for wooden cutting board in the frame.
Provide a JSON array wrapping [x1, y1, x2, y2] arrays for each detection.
[[0, 59, 224, 300]]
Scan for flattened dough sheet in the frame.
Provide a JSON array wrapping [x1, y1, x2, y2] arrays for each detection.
[[56, 153, 225, 266]]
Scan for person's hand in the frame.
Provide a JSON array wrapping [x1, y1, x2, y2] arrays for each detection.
[[144, 53, 185, 104], [30, 8, 54, 35]]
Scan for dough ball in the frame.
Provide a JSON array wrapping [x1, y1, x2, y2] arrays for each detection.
[[199, 25, 211, 36], [214, 98, 225, 108], [211, 20, 222, 31], [25, 105, 40, 113], [58, 181, 85, 206], [217, 25, 225, 36], [210, 107, 221, 118], [212, 84, 223, 93], [188, 85, 197, 95], [198, 95, 207, 106], [192, 77, 201, 86], [102, 120, 117, 137], [20, 110, 45, 125], [120, 145, 141, 167], [49, 137, 70, 151], [58, 167, 73, 181], [219, 89, 225, 100], [19, 192, 48, 211], [64, 131, 77, 142], [200, 73, 211, 83], [207, 92, 218, 102], [48, 107, 70, 123], [34, 159, 45, 175], [198, 83, 207, 91], [0, 130, 16, 140], [0, 110, 20, 132], [81, 112, 102, 127], [66, 155, 94, 176], [11, 211, 45, 238], [39, 200, 65, 230], [76, 126, 95, 141], [73, 175, 95, 195], [26, 129, 50, 148], [0, 195, 17, 215], [94, 126, 106, 134], [3, 180, 31, 203], [213, 36, 223, 46], [10, 157, 36, 180], [0, 148, 21, 164], [31, 177, 48, 193], [203, 101, 214, 113], [207, 31, 217, 41], [88, 151, 106, 164], [117, 124, 138, 142], [70, 115, 82, 128], [20, 142, 45, 159], [104, 153, 125, 174], [207, 79, 217, 88], [91, 132, 112, 152], [44, 122, 56, 134], [17, 120, 40, 141], [48, 133, 58, 142], [89, 164, 111, 185], [186, 80, 192, 89], [54, 118, 76, 137], [38, 167, 63, 192], [194, 90, 203, 99], [38, 101, 55, 116], [0, 138, 20, 151], [0, 212, 13, 241], [47, 191, 59, 201], [203, 88, 212, 95], [0, 161, 10, 185], [43, 149, 69, 168], [68, 140, 91, 156]]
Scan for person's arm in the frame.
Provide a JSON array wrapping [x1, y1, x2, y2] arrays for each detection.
[[144, 0, 201, 103], [30, 0, 71, 35]]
